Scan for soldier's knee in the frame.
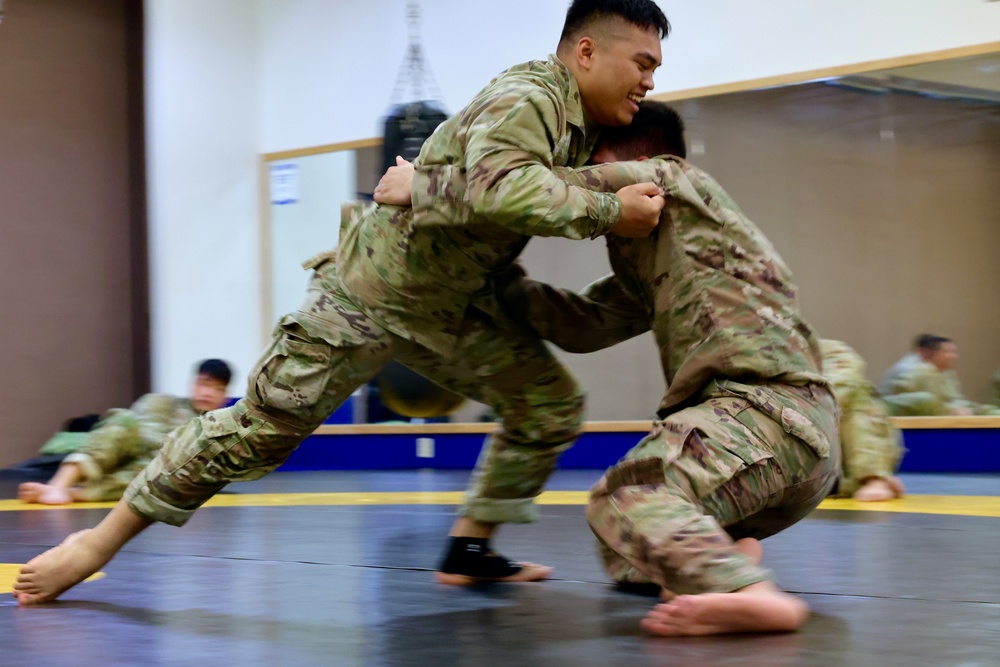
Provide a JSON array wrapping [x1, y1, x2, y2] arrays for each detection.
[[245, 319, 338, 426], [519, 380, 586, 446]]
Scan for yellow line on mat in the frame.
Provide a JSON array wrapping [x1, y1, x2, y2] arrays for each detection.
[[2, 492, 1000, 518]]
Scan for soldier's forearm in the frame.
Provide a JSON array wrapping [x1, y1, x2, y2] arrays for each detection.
[[500, 276, 650, 353]]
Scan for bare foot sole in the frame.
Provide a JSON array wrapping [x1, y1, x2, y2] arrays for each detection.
[[17, 483, 74, 505], [13, 530, 111, 605], [435, 562, 553, 586], [853, 477, 904, 502], [641, 588, 809, 636]]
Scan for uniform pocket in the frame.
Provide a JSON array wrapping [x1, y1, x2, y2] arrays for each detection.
[[250, 314, 334, 421]]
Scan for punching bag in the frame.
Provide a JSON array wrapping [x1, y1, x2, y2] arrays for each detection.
[[369, 2, 464, 422], [375, 362, 465, 420], [381, 100, 448, 173]]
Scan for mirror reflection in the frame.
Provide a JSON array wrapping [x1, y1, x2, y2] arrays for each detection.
[[266, 52, 1000, 424]]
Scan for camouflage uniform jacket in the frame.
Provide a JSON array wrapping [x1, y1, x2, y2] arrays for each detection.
[[502, 156, 833, 455], [879, 353, 998, 415], [335, 56, 621, 357]]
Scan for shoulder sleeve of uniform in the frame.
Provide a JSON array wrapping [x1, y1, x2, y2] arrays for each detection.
[[461, 84, 621, 240], [411, 164, 473, 222]]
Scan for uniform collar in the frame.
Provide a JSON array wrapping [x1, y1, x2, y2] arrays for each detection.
[[547, 54, 594, 133]]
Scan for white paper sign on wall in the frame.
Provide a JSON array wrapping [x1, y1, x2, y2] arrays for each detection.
[[270, 163, 299, 205]]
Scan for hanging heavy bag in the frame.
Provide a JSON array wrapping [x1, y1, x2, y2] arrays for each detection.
[[367, 1, 464, 422], [381, 100, 448, 174]]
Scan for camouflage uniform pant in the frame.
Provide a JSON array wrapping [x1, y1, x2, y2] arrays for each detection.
[[124, 260, 583, 526], [821, 339, 904, 497], [64, 409, 159, 502], [587, 383, 839, 595]]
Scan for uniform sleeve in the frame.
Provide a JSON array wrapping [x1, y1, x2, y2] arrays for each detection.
[[879, 367, 949, 416], [498, 272, 650, 353], [941, 372, 975, 413], [819, 340, 868, 409], [414, 86, 623, 240], [411, 164, 474, 223], [412, 159, 675, 235]]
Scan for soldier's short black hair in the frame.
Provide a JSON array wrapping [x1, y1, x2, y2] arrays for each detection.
[[197, 359, 232, 386], [914, 334, 951, 352], [599, 100, 686, 160], [559, 0, 671, 45]]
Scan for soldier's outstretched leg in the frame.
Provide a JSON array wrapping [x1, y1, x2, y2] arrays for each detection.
[[395, 309, 584, 584], [15, 264, 395, 604]]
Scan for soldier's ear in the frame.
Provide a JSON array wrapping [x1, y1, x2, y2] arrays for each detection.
[[575, 37, 597, 71]]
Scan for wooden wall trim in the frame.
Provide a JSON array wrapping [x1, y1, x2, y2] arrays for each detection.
[[653, 40, 1000, 102], [257, 156, 273, 348], [313, 416, 1000, 436], [259, 41, 1000, 162], [263, 137, 384, 162]]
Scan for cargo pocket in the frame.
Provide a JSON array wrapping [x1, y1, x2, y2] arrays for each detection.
[[198, 403, 281, 482], [777, 408, 831, 458], [250, 314, 334, 423]]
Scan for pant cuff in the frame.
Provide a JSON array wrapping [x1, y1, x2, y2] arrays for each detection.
[[459, 496, 538, 524], [123, 478, 195, 527]]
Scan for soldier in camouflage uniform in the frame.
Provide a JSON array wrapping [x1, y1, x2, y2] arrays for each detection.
[[17, 360, 232, 505], [879, 335, 1000, 416], [495, 102, 839, 635], [820, 340, 905, 501], [14, 0, 671, 604]]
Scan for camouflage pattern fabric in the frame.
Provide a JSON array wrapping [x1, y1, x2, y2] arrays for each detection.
[[820, 339, 903, 497], [64, 395, 196, 502], [338, 55, 618, 359], [879, 353, 1000, 416], [125, 260, 583, 526], [493, 155, 839, 591], [589, 383, 839, 594], [495, 156, 831, 413], [124, 55, 622, 527]]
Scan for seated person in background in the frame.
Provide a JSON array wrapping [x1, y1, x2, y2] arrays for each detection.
[[879, 335, 1000, 416], [494, 101, 839, 636], [820, 340, 905, 502], [18, 359, 232, 505], [992, 367, 1000, 408]]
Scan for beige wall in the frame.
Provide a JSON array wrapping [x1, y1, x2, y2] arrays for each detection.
[[489, 82, 1000, 421], [0, 0, 146, 466]]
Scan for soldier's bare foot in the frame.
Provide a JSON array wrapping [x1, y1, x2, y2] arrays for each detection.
[[734, 537, 763, 564], [658, 538, 762, 602], [641, 582, 809, 636], [13, 530, 113, 604], [17, 483, 73, 505], [853, 477, 905, 502]]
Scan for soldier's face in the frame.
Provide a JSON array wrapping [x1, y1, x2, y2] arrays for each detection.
[[575, 24, 661, 127], [191, 374, 228, 413], [930, 342, 959, 371]]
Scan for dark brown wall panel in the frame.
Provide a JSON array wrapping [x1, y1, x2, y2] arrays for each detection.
[[0, 0, 147, 467]]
